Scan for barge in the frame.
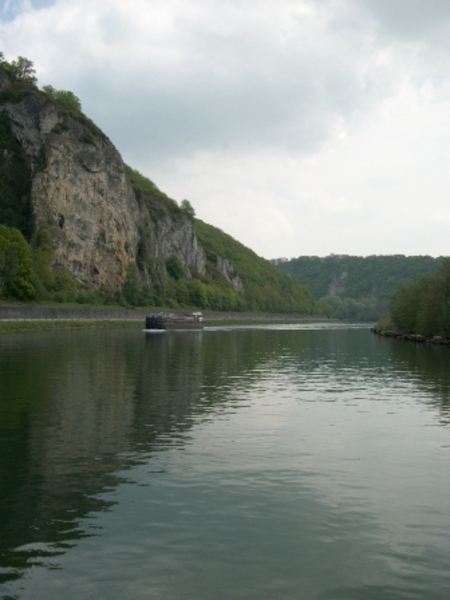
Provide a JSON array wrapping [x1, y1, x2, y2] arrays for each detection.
[[145, 312, 204, 331]]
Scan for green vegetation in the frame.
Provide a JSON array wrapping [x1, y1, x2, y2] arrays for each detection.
[[0, 224, 36, 300], [0, 53, 37, 84], [0, 53, 38, 104], [388, 259, 450, 338], [123, 165, 322, 313], [122, 263, 145, 306], [124, 165, 178, 211], [0, 319, 141, 333], [180, 199, 195, 219], [276, 255, 445, 320], [166, 256, 184, 280], [196, 220, 318, 314], [0, 54, 322, 315], [42, 85, 82, 112]]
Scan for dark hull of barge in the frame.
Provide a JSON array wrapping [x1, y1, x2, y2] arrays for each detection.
[[145, 313, 204, 331]]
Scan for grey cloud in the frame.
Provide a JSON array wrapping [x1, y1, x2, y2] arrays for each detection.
[[7, 0, 403, 165], [355, 0, 450, 39], [68, 2, 398, 164], [4, 0, 447, 258]]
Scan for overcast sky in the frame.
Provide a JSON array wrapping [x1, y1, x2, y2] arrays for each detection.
[[2, 0, 450, 259]]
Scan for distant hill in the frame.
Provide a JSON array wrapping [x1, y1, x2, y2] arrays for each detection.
[[274, 255, 446, 320]]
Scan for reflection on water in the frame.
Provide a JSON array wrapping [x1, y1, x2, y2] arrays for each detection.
[[0, 324, 450, 599]]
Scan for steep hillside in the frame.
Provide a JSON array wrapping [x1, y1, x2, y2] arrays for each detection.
[[196, 220, 317, 314], [275, 255, 446, 319], [0, 54, 320, 313]]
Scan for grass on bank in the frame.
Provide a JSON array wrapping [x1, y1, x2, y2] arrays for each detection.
[[0, 319, 143, 332]]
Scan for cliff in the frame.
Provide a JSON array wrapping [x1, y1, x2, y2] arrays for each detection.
[[0, 69, 207, 293], [0, 61, 317, 314]]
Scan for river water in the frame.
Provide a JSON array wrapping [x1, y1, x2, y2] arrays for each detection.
[[0, 323, 450, 599]]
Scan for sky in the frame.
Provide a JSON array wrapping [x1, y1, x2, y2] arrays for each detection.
[[1, 0, 450, 259]]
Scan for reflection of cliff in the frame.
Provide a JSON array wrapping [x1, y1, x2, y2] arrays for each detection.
[[0, 330, 141, 581], [0, 328, 278, 585], [132, 330, 276, 445]]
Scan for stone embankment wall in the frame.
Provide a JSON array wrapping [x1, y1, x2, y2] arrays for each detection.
[[371, 325, 450, 346], [0, 305, 320, 322], [0, 305, 149, 321]]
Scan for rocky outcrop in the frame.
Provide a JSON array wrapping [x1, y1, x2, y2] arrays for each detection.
[[328, 270, 348, 296], [0, 75, 208, 293], [215, 256, 243, 292], [137, 202, 206, 285], [32, 120, 140, 289]]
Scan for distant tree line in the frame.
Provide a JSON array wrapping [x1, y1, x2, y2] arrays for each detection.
[[275, 254, 446, 320]]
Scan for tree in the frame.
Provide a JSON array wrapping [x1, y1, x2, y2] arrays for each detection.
[[180, 199, 195, 219], [31, 223, 54, 291], [122, 262, 143, 306], [187, 278, 208, 308], [0, 225, 36, 300], [42, 85, 82, 111], [389, 260, 450, 338], [166, 255, 184, 280], [10, 56, 37, 84]]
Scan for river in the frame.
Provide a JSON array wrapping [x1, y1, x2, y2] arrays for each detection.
[[0, 323, 450, 599]]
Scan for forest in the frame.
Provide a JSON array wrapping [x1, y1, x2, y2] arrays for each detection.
[[275, 254, 445, 320], [388, 259, 450, 338]]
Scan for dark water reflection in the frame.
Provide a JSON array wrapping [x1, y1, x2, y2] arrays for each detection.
[[0, 325, 450, 599]]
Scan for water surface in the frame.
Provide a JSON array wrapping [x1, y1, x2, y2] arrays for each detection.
[[1, 324, 450, 599]]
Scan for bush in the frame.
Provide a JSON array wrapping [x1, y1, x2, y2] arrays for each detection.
[[0, 225, 36, 300], [166, 255, 184, 280], [42, 85, 82, 112]]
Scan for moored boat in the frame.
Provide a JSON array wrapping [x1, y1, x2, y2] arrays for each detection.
[[145, 312, 204, 331]]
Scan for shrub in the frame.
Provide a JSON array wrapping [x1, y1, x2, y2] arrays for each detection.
[[0, 225, 36, 300], [166, 255, 184, 280]]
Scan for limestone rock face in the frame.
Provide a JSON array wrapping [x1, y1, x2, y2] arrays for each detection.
[[137, 201, 206, 284], [31, 126, 140, 289], [0, 82, 140, 289], [0, 78, 208, 292], [328, 271, 348, 296], [215, 256, 243, 292]]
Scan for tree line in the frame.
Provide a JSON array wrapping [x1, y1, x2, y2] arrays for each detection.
[[389, 259, 450, 338], [275, 254, 445, 320]]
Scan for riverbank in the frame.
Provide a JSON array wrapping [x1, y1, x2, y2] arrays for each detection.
[[371, 325, 450, 346], [0, 303, 327, 332]]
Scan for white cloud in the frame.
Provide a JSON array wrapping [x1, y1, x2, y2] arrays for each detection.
[[2, 0, 450, 258]]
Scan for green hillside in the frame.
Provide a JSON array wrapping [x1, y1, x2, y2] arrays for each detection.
[[275, 255, 446, 320], [196, 220, 318, 314]]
